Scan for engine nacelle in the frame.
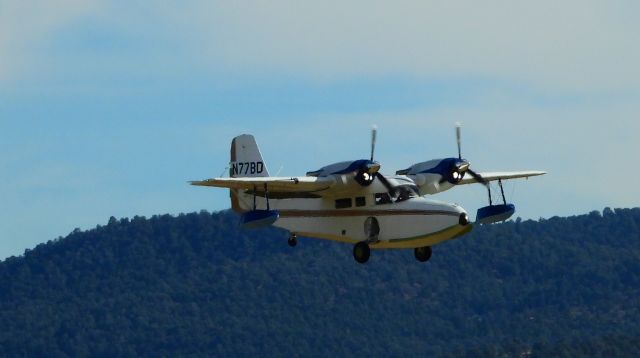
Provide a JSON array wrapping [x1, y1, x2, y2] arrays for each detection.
[[396, 158, 469, 195], [406, 173, 450, 194], [307, 159, 380, 187]]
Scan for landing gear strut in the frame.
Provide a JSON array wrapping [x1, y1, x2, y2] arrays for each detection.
[[288, 233, 297, 247], [353, 241, 371, 263], [414, 246, 432, 262], [476, 178, 517, 224]]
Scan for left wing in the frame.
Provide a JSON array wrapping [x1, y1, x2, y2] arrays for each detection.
[[459, 170, 546, 185], [190, 176, 336, 193]]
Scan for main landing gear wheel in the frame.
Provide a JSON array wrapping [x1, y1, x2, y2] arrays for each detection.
[[353, 241, 371, 264], [414, 246, 432, 262], [288, 234, 297, 247]]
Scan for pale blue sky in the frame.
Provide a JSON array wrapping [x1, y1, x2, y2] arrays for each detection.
[[1, 1, 639, 259]]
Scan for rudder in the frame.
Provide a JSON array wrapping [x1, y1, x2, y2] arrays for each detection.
[[229, 134, 268, 213], [230, 134, 269, 178]]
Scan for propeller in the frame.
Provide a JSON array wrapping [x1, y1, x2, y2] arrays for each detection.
[[375, 171, 394, 193], [355, 125, 381, 186], [467, 168, 488, 186], [367, 125, 396, 197], [456, 122, 462, 160], [452, 123, 488, 187], [370, 124, 377, 161]]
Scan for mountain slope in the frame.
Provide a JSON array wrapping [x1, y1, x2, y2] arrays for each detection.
[[0, 208, 639, 356]]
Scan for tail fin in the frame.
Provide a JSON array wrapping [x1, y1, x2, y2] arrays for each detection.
[[229, 134, 268, 213], [230, 134, 269, 178]]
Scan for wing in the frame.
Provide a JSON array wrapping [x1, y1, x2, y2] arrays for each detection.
[[459, 170, 546, 185], [190, 176, 336, 194]]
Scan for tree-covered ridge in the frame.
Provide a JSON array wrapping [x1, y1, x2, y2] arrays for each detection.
[[0, 208, 639, 357]]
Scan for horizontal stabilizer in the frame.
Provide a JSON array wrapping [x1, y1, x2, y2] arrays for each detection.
[[190, 176, 336, 193]]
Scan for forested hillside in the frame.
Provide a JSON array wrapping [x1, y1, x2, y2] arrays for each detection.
[[0, 208, 639, 357]]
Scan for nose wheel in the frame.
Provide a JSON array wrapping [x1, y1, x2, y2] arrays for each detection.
[[288, 233, 297, 247], [414, 246, 432, 262], [353, 241, 371, 263]]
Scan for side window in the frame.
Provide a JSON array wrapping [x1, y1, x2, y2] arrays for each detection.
[[355, 197, 366, 207], [375, 193, 392, 205], [335, 198, 352, 209]]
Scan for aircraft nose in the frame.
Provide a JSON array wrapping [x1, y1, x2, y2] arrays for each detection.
[[426, 199, 469, 228], [458, 212, 470, 226], [448, 204, 470, 226]]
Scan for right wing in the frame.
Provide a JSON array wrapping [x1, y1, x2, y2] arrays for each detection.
[[459, 170, 546, 185]]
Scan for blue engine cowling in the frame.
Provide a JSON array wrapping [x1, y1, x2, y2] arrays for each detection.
[[476, 204, 515, 224], [241, 210, 280, 229]]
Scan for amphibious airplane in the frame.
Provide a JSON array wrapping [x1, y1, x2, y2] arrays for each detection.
[[191, 126, 545, 263]]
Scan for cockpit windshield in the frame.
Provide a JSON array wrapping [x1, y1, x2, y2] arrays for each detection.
[[394, 185, 420, 202], [375, 184, 420, 205]]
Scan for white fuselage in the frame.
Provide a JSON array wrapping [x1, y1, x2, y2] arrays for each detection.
[[234, 176, 471, 249]]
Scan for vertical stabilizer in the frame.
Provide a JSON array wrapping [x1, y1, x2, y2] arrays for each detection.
[[230, 134, 270, 178], [229, 134, 269, 213]]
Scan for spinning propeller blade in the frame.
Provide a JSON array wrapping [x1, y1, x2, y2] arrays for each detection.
[[370, 124, 377, 161], [375, 172, 393, 191], [368, 125, 395, 196], [375, 172, 397, 200], [453, 123, 487, 187], [456, 122, 462, 159], [456, 122, 462, 160], [467, 168, 488, 187]]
